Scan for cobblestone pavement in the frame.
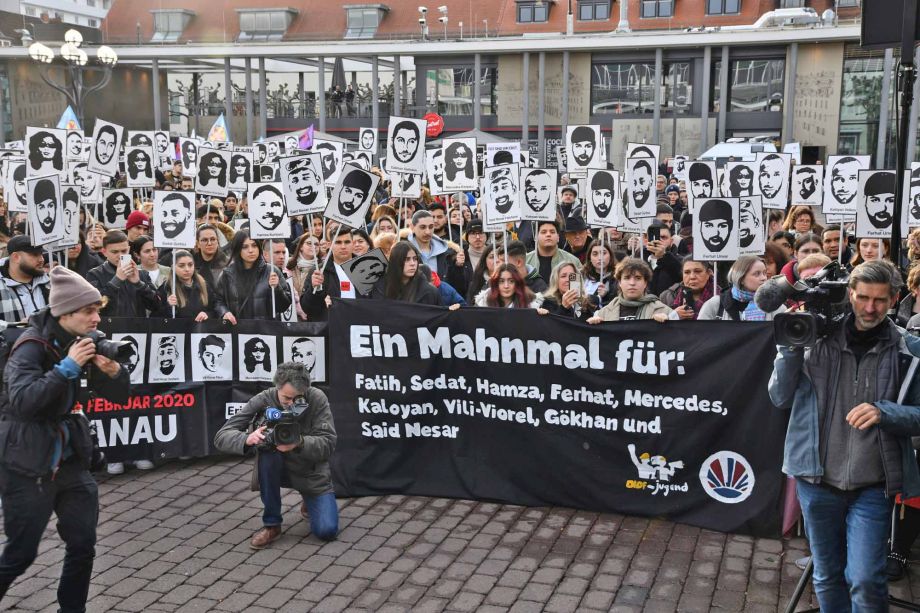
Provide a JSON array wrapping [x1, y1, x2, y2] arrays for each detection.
[[2, 456, 917, 612]]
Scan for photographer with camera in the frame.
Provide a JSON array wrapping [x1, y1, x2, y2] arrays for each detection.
[[214, 361, 338, 549], [0, 267, 130, 613], [768, 260, 920, 611]]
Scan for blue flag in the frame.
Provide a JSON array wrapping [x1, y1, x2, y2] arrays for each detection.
[[56, 106, 81, 131], [207, 113, 230, 143]]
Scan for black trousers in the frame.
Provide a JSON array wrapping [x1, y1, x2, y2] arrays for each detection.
[[0, 460, 98, 613]]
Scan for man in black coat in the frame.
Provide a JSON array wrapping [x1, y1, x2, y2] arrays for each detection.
[[0, 267, 130, 612], [86, 230, 159, 317], [301, 230, 362, 321]]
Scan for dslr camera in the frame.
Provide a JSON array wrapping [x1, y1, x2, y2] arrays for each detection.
[[755, 261, 850, 347], [257, 400, 309, 448], [82, 330, 135, 363]]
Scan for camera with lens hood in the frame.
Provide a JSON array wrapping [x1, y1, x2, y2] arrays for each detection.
[[257, 401, 309, 448], [754, 261, 850, 347], [82, 330, 135, 363]]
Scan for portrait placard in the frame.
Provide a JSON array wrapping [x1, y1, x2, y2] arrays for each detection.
[[342, 249, 388, 296], [385, 117, 427, 175], [101, 188, 132, 229], [282, 336, 327, 383], [153, 191, 196, 249], [247, 183, 290, 240], [313, 139, 344, 187], [686, 160, 717, 213], [190, 333, 233, 382], [754, 152, 791, 209], [88, 120, 124, 178], [148, 333, 186, 384], [482, 163, 521, 225], [824, 155, 871, 215], [443, 138, 479, 192], [693, 198, 739, 261], [520, 168, 558, 223], [25, 127, 66, 178], [238, 334, 274, 382], [111, 333, 146, 384], [738, 195, 765, 256], [195, 147, 231, 198], [566, 125, 602, 177], [790, 164, 824, 207], [426, 148, 447, 196], [586, 168, 620, 228], [26, 173, 64, 246], [358, 127, 378, 152], [855, 169, 897, 239], [125, 146, 156, 189], [279, 153, 326, 216]]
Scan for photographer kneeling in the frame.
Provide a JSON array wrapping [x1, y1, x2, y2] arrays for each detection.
[[215, 362, 338, 549], [769, 260, 920, 611], [0, 267, 129, 613]]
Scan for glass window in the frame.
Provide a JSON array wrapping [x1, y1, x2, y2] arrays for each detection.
[[426, 66, 497, 116], [517, 2, 548, 22], [712, 58, 785, 112], [345, 8, 383, 38], [237, 10, 295, 41], [151, 10, 191, 42], [591, 62, 691, 114], [0, 69, 10, 144], [780, 0, 804, 6], [707, 0, 741, 14], [579, 0, 611, 20], [641, 0, 673, 18], [840, 51, 896, 164], [838, 0, 859, 6]]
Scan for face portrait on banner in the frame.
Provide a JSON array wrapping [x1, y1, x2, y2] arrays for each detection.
[[257, 163, 279, 182], [195, 148, 230, 198], [483, 163, 521, 225], [694, 198, 739, 261], [65, 130, 85, 162], [391, 172, 422, 199], [791, 164, 824, 207], [725, 162, 755, 198], [351, 151, 373, 171], [239, 335, 274, 382], [280, 153, 326, 216], [324, 165, 380, 228], [586, 168, 619, 228], [178, 137, 199, 177], [228, 150, 253, 191], [254, 143, 268, 165], [342, 249, 388, 296], [25, 127, 66, 178], [102, 188, 132, 229], [27, 174, 64, 246], [111, 334, 146, 384], [754, 152, 790, 209], [87, 120, 123, 178], [855, 169, 896, 238], [520, 168, 558, 222], [190, 333, 233, 382], [443, 138, 478, 192], [148, 333, 186, 384], [5, 160, 27, 213], [70, 162, 101, 204], [385, 117, 427, 175], [687, 160, 717, 212], [125, 146, 155, 189], [626, 157, 656, 219], [486, 142, 520, 168], [153, 191, 195, 248], [625, 143, 660, 173], [58, 185, 80, 248], [128, 131, 154, 148], [247, 183, 289, 240], [313, 139, 344, 186], [824, 155, 870, 214], [426, 148, 446, 196], [738, 195, 765, 255], [154, 130, 170, 158], [359, 128, 377, 152], [566, 125, 601, 176], [672, 155, 689, 181], [283, 336, 326, 383], [905, 164, 920, 227]]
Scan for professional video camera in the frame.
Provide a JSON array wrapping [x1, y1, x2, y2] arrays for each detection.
[[258, 401, 309, 448], [83, 330, 135, 363], [754, 261, 850, 347]]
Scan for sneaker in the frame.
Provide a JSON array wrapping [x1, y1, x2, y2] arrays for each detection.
[[134, 460, 155, 470], [249, 526, 281, 550], [106, 462, 124, 475], [888, 552, 909, 581], [794, 556, 811, 570]]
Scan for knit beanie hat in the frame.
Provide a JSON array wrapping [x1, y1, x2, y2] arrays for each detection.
[[49, 267, 102, 316]]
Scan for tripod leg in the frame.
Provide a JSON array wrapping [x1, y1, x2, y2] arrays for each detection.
[[784, 557, 816, 613]]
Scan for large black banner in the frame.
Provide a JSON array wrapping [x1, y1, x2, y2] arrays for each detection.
[[327, 299, 787, 536]]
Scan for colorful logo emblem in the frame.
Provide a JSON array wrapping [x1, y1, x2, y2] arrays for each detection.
[[699, 451, 754, 504]]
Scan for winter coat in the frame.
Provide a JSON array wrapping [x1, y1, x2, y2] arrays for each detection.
[[0, 261, 50, 324], [0, 308, 130, 478], [153, 278, 215, 319], [67, 244, 103, 278], [473, 288, 545, 309], [407, 234, 471, 297], [214, 260, 291, 320], [300, 259, 369, 322], [213, 386, 336, 496], [697, 291, 784, 321], [368, 277, 441, 306], [86, 261, 160, 318], [592, 296, 672, 322]]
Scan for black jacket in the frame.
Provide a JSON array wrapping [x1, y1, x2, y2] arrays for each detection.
[[214, 260, 291, 320], [368, 277, 441, 305], [0, 308, 130, 477], [153, 278, 215, 319], [194, 251, 228, 293], [86, 261, 159, 318], [646, 249, 683, 297], [300, 259, 371, 321], [67, 244, 103, 278]]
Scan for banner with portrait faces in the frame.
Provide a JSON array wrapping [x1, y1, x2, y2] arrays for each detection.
[[482, 163, 521, 225], [520, 168, 558, 223], [855, 169, 897, 239], [754, 152, 791, 209], [313, 139, 344, 187], [790, 164, 824, 208], [324, 165, 381, 228], [195, 147, 231, 198], [566, 125, 601, 177], [385, 117, 427, 176], [693, 197, 739, 261], [101, 188, 133, 229], [88, 119, 124, 178], [280, 153, 327, 216], [25, 127, 66, 179], [824, 155, 871, 215], [443, 138, 478, 192], [26, 174, 64, 246], [626, 157, 657, 219], [153, 191, 196, 249], [247, 182, 290, 240], [686, 160, 718, 213], [125, 145, 156, 189], [586, 168, 620, 228]]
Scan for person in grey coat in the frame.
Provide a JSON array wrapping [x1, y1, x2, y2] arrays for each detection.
[[214, 362, 337, 549]]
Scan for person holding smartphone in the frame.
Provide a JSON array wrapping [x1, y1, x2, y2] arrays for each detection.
[[658, 256, 715, 320], [86, 229, 160, 318], [540, 262, 596, 320], [643, 220, 682, 297]]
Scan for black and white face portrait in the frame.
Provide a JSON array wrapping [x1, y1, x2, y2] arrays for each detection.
[[324, 165, 380, 227], [443, 138, 478, 192], [587, 169, 619, 227], [694, 198, 739, 261], [755, 152, 790, 208], [391, 172, 421, 199], [154, 131, 170, 156], [149, 333, 185, 383], [425, 149, 445, 195], [27, 174, 64, 245], [59, 185, 80, 247], [343, 248, 388, 296], [88, 120, 124, 178], [283, 336, 326, 383], [125, 146, 155, 188], [70, 162, 101, 204], [258, 164, 279, 182], [153, 191, 195, 248], [824, 155, 870, 214], [351, 151, 372, 171], [128, 131, 154, 148], [359, 128, 377, 152], [566, 125, 601, 175], [280, 153, 326, 215], [111, 334, 146, 384], [725, 162, 755, 198], [284, 135, 299, 154], [687, 161, 716, 211], [520, 168, 558, 222], [102, 188, 132, 229], [195, 148, 231, 198], [791, 165, 824, 207], [25, 127, 65, 177], [907, 164, 920, 227], [247, 183, 289, 240], [254, 143, 268, 165], [626, 157, 655, 218], [228, 150, 253, 190], [483, 163, 520, 224], [179, 137, 199, 177], [4, 160, 27, 213], [191, 333, 232, 382], [486, 143, 520, 168], [556, 146, 568, 172], [265, 141, 280, 163], [856, 170, 896, 238], [625, 143, 660, 174], [385, 117, 427, 175], [672, 155, 689, 181], [313, 139, 344, 186], [738, 195, 764, 255], [239, 335, 274, 382], [65, 130, 85, 162]]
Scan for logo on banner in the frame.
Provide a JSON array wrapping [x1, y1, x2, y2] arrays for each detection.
[[699, 451, 755, 504], [625, 444, 688, 497]]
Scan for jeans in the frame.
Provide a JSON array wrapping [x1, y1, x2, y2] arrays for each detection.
[[0, 461, 98, 613], [258, 449, 338, 541], [796, 479, 891, 613]]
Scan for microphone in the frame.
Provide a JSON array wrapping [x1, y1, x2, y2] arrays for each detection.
[[755, 275, 795, 313]]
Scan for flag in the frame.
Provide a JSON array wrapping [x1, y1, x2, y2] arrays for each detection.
[[298, 124, 314, 150], [207, 113, 230, 143], [56, 106, 81, 131]]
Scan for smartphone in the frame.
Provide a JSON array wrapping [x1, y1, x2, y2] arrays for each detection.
[[120, 254, 132, 268], [569, 272, 582, 296], [647, 226, 662, 242], [681, 287, 695, 311]]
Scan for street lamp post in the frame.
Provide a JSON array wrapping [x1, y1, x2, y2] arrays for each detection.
[[28, 29, 118, 128]]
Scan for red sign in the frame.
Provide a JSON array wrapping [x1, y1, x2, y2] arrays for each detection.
[[424, 113, 444, 138]]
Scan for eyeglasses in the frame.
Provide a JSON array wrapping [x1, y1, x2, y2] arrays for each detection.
[[199, 237, 217, 244]]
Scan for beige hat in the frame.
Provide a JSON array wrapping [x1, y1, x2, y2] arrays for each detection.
[[49, 267, 102, 316]]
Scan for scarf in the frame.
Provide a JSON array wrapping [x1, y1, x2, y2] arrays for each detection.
[[468, 245, 484, 270], [617, 294, 661, 319], [732, 286, 766, 321], [297, 256, 314, 270], [670, 282, 714, 312]]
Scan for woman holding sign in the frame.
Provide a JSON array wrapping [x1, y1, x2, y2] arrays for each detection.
[[214, 230, 291, 323], [154, 250, 215, 321]]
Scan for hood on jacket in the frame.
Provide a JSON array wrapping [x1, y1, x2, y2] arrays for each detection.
[[408, 234, 449, 263]]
